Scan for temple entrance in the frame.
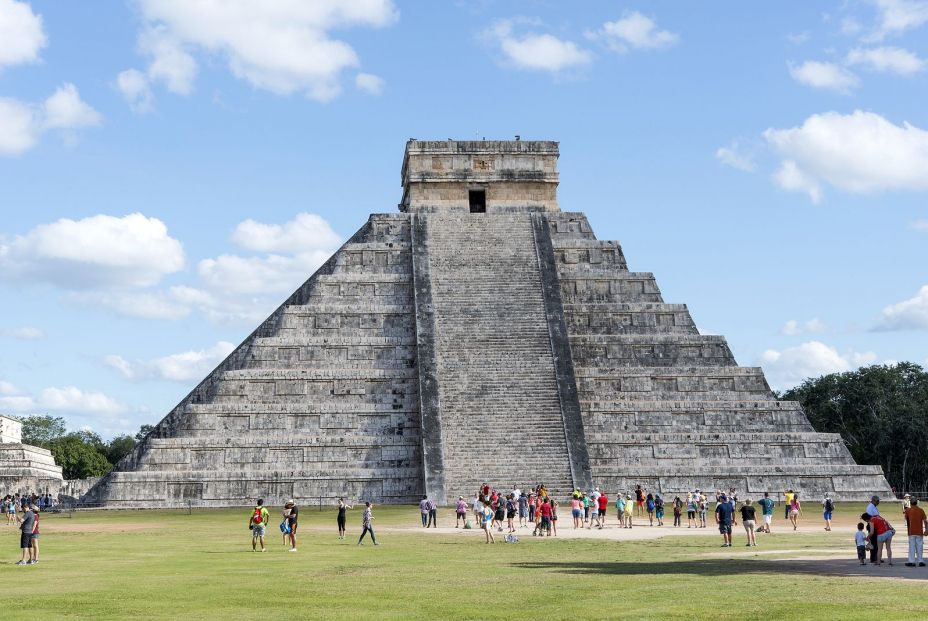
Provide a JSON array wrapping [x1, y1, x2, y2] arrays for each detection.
[[468, 190, 486, 213]]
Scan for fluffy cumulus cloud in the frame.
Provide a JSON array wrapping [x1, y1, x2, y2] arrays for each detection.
[[0, 213, 185, 289], [763, 110, 928, 202], [846, 46, 926, 74], [715, 141, 756, 172], [0, 384, 126, 415], [759, 341, 878, 390], [788, 60, 859, 93], [0, 83, 101, 156], [869, 0, 928, 40], [875, 285, 928, 330], [231, 212, 340, 254], [104, 341, 235, 382], [115, 68, 154, 113], [779, 318, 827, 336], [117, 0, 398, 106], [588, 11, 679, 53], [0, 0, 46, 70], [484, 19, 592, 73]]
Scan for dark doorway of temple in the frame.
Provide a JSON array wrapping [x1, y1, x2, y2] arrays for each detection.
[[468, 190, 486, 213]]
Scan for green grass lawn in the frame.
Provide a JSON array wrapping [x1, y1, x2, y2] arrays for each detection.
[[1, 503, 926, 620]]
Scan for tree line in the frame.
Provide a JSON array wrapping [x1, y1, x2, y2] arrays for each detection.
[[21, 415, 153, 479], [780, 362, 928, 495]]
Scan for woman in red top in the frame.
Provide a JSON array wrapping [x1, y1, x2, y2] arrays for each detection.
[[871, 514, 896, 566]]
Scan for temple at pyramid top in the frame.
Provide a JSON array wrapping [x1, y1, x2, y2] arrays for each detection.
[[400, 139, 560, 213]]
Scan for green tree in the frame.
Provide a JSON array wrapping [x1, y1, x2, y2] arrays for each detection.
[[105, 435, 136, 464], [49, 434, 113, 479], [20, 415, 67, 447], [135, 424, 154, 442], [781, 362, 928, 494]]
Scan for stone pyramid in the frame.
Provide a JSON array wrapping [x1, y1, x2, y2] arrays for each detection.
[[85, 140, 891, 507]]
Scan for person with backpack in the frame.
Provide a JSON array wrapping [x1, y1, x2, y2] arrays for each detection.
[[249, 499, 269, 552], [286, 500, 299, 552], [280, 502, 293, 546], [654, 494, 665, 526], [822, 494, 835, 531], [646, 493, 655, 526]]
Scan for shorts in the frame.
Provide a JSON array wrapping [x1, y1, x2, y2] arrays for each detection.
[[507, 511, 515, 519], [823, 511, 833, 520], [743, 520, 755, 533], [656, 509, 664, 519], [456, 511, 466, 518], [877, 531, 894, 543], [590, 510, 599, 518], [687, 511, 696, 519], [31, 533, 39, 539], [519, 507, 527, 517], [637, 500, 644, 507], [763, 514, 772, 524], [572, 509, 582, 518], [252, 524, 267, 537], [540, 517, 551, 528], [289, 521, 298, 534], [790, 509, 799, 516], [20, 532, 31, 549], [718, 523, 732, 535]]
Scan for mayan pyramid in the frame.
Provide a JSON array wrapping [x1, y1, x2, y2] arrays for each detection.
[[84, 140, 891, 507]]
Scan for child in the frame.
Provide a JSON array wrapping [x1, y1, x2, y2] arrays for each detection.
[[855, 522, 868, 565]]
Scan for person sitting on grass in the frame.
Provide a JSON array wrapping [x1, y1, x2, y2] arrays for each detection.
[[249, 499, 269, 552], [715, 493, 734, 548]]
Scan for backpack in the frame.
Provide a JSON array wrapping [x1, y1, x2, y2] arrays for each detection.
[[825, 499, 834, 512], [279, 520, 290, 534], [252, 507, 263, 525]]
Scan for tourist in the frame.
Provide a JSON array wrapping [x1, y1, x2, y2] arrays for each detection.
[[455, 496, 468, 528], [582, 492, 590, 524], [855, 522, 868, 565], [697, 492, 707, 528], [5, 495, 15, 525], [249, 499, 269, 552], [635, 485, 645, 517], [866, 495, 881, 564], [28, 504, 39, 564], [481, 500, 495, 543], [645, 493, 655, 527], [740, 499, 757, 547], [419, 495, 429, 527], [472, 493, 483, 525], [686, 493, 697, 528], [758, 492, 775, 533], [623, 494, 634, 528], [15, 503, 36, 565], [788, 493, 802, 530], [588, 492, 599, 529], [518, 492, 528, 528], [615, 493, 626, 527], [902, 493, 912, 511], [820, 493, 835, 531], [428, 497, 438, 528], [904, 498, 927, 567], [654, 494, 665, 526], [672, 496, 682, 527], [551, 499, 559, 536], [337, 498, 352, 539], [596, 491, 608, 529], [784, 489, 794, 520], [286, 500, 299, 551], [280, 502, 293, 546], [493, 495, 505, 532], [571, 495, 583, 529], [538, 498, 553, 537], [871, 512, 896, 566], [506, 494, 517, 533], [715, 493, 734, 547], [527, 491, 536, 523], [357, 502, 378, 546]]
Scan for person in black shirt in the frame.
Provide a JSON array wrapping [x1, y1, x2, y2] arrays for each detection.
[[337, 498, 353, 540], [286, 501, 299, 552], [740, 499, 757, 547]]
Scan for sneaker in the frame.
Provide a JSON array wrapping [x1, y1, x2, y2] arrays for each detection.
[[745, 543, 751, 547], [721, 543, 729, 547], [905, 563, 916, 567], [920, 562, 926, 567], [373, 543, 380, 546], [288, 548, 297, 552], [15, 561, 26, 565], [25, 560, 35, 565], [358, 542, 364, 546]]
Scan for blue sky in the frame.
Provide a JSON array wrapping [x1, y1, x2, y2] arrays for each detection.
[[1, 0, 926, 438]]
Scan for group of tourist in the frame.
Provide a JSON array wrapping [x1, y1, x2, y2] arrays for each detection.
[[855, 494, 928, 568], [247, 497, 377, 551], [4, 494, 40, 565]]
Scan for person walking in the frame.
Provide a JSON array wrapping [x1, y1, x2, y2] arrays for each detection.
[[904, 498, 927, 567], [789, 493, 802, 530], [249, 499, 269, 552], [357, 502, 378, 546], [822, 493, 835, 531], [757, 492, 775, 533], [740, 499, 757, 547], [715, 493, 734, 547], [645, 493, 655, 527], [654, 494, 665, 526], [866, 495, 881, 564], [784, 489, 794, 520], [337, 498, 352, 539]]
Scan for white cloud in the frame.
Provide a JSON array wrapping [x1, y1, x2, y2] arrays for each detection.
[[779, 318, 827, 336], [870, 0, 928, 40], [116, 69, 154, 113], [0, 0, 46, 70], [841, 17, 863, 35], [1, 326, 44, 339], [715, 141, 756, 172], [485, 19, 592, 73], [231, 212, 341, 254], [0, 84, 102, 156], [763, 111, 928, 201], [876, 285, 928, 330], [590, 11, 679, 53], [0, 213, 186, 289], [911, 219, 928, 232], [0, 380, 19, 395], [788, 60, 859, 93], [759, 340, 878, 390], [846, 46, 926, 74], [197, 251, 331, 296], [355, 72, 384, 95], [104, 341, 235, 382], [0, 385, 127, 416], [72, 289, 192, 321], [125, 0, 399, 102]]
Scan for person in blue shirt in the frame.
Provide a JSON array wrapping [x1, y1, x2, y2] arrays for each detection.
[[715, 493, 734, 547]]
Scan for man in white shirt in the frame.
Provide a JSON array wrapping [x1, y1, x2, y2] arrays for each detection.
[[865, 495, 880, 564], [866, 495, 880, 517]]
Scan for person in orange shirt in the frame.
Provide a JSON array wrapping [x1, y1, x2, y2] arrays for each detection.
[[904, 498, 927, 567]]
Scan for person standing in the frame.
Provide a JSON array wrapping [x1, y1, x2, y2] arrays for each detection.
[[286, 500, 299, 552], [419, 495, 429, 528], [715, 493, 734, 547], [538, 498, 553, 537], [855, 522, 868, 565], [698, 492, 708, 528], [249, 499, 269, 552], [455, 496, 468, 528], [654, 494, 665, 526], [597, 491, 609, 529], [481, 500, 495, 544], [15, 504, 36, 565], [822, 493, 835, 531], [788, 493, 802, 530], [518, 492, 528, 528], [686, 493, 697, 528], [427, 497, 438, 528], [505, 494, 517, 534], [866, 495, 881, 564], [740, 499, 757, 547], [28, 505, 39, 564], [623, 494, 634, 528], [337, 498, 352, 539], [358, 502, 378, 545], [672, 496, 682, 528], [280, 502, 293, 546], [784, 489, 794, 520], [473, 493, 484, 526], [904, 498, 927, 567], [588, 493, 599, 530], [758, 492, 775, 533], [645, 493, 655, 527]]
